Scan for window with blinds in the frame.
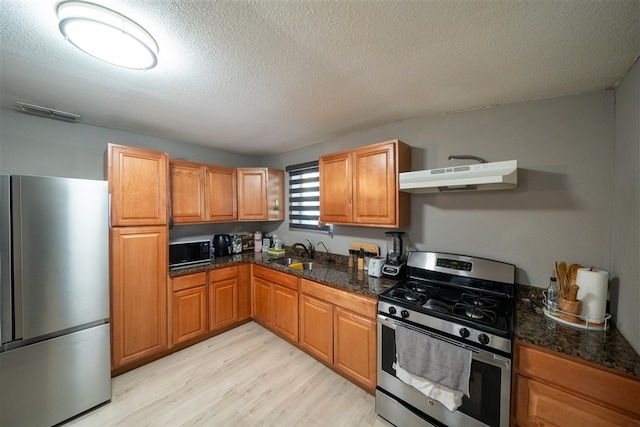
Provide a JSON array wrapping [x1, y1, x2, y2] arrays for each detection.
[[286, 160, 331, 233]]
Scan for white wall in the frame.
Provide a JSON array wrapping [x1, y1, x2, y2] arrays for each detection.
[[3, 90, 635, 348], [265, 91, 615, 291], [0, 106, 266, 242], [0, 107, 259, 179], [612, 58, 640, 352]]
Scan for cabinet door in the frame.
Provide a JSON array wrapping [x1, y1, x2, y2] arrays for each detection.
[[352, 142, 397, 226], [107, 144, 168, 226], [299, 294, 333, 364], [238, 168, 267, 220], [205, 166, 237, 222], [170, 160, 205, 223], [172, 285, 207, 345], [237, 263, 252, 321], [209, 278, 237, 331], [266, 168, 285, 221], [273, 284, 299, 343], [110, 226, 168, 369], [333, 307, 377, 392], [253, 276, 272, 327], [515, 375, 636, 426], [319, 151, 352, 224]]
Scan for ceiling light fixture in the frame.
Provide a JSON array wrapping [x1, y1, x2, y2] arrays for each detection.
[[57, 1, 158, 70]]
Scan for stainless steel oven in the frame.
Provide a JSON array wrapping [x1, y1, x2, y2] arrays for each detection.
[[377, 315, 511, 427], [375, 251, 516, 427]]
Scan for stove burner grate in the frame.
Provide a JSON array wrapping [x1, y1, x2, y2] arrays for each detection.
[[454, 292, 500, 325], [405, 280, 439, 297]]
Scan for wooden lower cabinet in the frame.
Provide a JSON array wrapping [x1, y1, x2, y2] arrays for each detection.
[[171, 272, 207, 345], [273, 284, 299, 342], [253, 275, 272, 326], [252, 265, 299, 343], [299, 294, 333, 364], [110, 226, 168, 370], [299, 278, 377, 393], [237, 263, 252, 321], [209, 266, 238, 331], [513, 341, 640, 426], [333, 307, 377, 391]]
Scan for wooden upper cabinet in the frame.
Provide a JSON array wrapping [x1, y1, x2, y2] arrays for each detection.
[[169, 162, 236, 223], [170, 160, 206, 223], [318, 151, 352, 224], [237, 168, 284, 221], [107, 143, 168, 226], [353, 142, 399, 225], [205, 166, 237, 222], [319, 139, 411, 228]]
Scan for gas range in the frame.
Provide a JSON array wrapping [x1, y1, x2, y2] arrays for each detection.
[[378, 251, 516, 355]]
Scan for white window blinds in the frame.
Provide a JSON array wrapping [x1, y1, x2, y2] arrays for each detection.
[[286, 160, 331, 233]]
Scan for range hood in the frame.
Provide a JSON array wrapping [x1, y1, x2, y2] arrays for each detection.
[[400, 160, 518, 193]]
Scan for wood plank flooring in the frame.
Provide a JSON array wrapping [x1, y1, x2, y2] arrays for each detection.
[[64, 322, 393, 426]]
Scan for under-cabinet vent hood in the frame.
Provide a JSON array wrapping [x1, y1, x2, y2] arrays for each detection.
[[400, 160, 518, 193]]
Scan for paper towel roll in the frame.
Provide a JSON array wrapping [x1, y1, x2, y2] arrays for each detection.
[[575, 268, 608, 324]]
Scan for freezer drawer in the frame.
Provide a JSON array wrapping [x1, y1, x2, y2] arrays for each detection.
[[0, 323, 111, 426]]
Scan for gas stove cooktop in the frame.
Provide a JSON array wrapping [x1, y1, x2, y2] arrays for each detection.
[[381, 280, 511, 333], [378, 251, 517, 354]]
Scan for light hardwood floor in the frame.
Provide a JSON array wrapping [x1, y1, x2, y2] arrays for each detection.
[[64, 322, 393, 426]]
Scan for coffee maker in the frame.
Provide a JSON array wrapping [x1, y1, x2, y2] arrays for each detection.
[[382, 231, 406, 278]]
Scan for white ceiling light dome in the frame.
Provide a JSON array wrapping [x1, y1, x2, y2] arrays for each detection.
[[57, 1, 158, 70]]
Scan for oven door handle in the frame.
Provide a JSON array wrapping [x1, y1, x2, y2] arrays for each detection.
[[377, 314, 511, 369]]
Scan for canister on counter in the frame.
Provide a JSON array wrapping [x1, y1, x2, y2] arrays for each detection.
[[254, 231, 262, 252]]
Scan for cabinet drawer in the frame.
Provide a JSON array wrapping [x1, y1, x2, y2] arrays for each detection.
[[300, 278, 377, 319], [171, 272, 207, 291], [517, 344, 640, 416], [253, 265, 298, 290], [515, 375, 636, 426], [209, 265, 238, 282]]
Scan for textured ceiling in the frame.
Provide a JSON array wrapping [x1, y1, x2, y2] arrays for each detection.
[[1, 1, 638, 156]]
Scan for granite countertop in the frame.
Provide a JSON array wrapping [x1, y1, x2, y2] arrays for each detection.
[[170, 254, 640, 378], [168, 251, 398, 299], [516, 284, 640, 378]]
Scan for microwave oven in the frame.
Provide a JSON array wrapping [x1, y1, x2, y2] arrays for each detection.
[[169, 240, 211, 268]]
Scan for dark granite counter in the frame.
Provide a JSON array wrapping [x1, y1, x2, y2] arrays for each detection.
[[516, 284, 640, 378], [170, 255, 640, 378], [168, 251, 398, 299]]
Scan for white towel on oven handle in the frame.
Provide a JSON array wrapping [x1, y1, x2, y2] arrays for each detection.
[[393, 361, 464, 412]]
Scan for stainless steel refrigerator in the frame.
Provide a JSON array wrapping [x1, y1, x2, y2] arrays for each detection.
[[0, 175, 111, 426]]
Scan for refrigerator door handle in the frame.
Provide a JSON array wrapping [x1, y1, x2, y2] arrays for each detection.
[[1, 175, 13, 345]]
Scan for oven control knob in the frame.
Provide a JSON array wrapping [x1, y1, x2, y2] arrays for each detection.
[[388, 306, 397, 315], [478, 333, 490, 345], [401, 310, 410, 319], [459, 328, 470, 339]]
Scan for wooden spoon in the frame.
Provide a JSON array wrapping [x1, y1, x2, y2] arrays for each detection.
[[557, 262, 568, 299], [569, 263, 583, 286]]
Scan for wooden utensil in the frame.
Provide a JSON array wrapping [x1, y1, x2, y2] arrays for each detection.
[[560, 284, 582, 323], [568, 263, 583, 286], [556, 262, 568, 299]]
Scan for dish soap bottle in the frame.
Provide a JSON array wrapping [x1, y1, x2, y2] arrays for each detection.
[[546, 274, 559, 315]]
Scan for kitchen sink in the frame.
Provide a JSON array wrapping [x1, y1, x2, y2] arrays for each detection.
[[269, 257, 299, 266], [288, 262, 315, 271], [269, 257, 319, 271]]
